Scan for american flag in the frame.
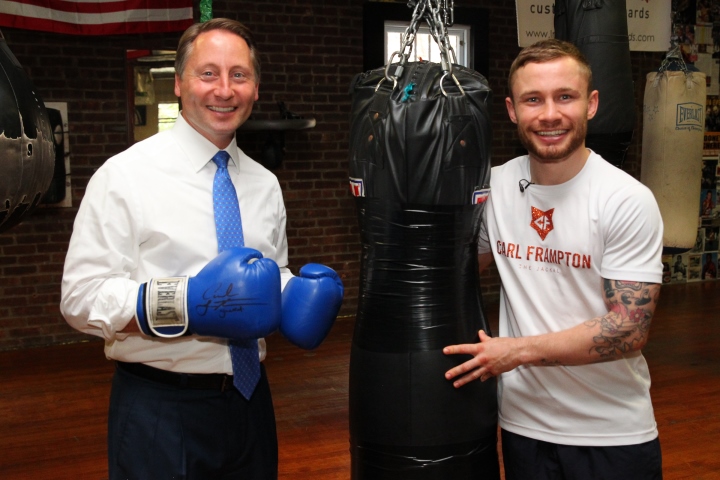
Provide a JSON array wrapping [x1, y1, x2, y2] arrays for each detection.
[[0, 0, 194, 36]]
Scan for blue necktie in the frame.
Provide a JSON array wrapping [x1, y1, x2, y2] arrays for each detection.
[[211, 150, 260, 400]]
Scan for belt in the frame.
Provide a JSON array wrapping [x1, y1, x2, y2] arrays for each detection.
[[116, 361, 235, 392]]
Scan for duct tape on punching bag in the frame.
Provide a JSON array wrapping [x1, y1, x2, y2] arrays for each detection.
[[641, 67, 706, 253], [0, 35, 54, 232], [555, 0, 635, 167], [347, 59, 499, 478]]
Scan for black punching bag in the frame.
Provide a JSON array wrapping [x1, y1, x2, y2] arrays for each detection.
[[348, 61, 499, 479], [555, 0, 635, 168], [0, 34, 54, 232]]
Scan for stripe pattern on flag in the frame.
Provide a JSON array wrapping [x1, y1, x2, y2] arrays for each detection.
[[0, 0, 194, 35]]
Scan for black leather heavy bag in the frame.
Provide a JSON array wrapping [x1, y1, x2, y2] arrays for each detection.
[[0, 37, 54, 232], [349, 61, 492, 205], [347, 61, 499, 479], [555, 0, 635, 167]]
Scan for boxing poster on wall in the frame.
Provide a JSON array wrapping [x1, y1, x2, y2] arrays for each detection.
[[663, 253, 689, 284], [701, 157, 719, 223], [41, 102, 72, 208], [705, 97, 720, 136], [687, 253, 703, 282], [664, 155, 719, 284]]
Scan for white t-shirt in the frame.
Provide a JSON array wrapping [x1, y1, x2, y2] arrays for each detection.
[[478, 151, 663, 446]]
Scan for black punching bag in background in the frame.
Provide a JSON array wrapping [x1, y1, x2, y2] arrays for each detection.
[[0, 33, 54, 232], [347, 58, 499, 478], [555, 0, 635, 168]]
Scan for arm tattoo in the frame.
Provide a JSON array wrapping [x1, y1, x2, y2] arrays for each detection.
[[539, 358, 562, 366], [586, 280, 660, 358]]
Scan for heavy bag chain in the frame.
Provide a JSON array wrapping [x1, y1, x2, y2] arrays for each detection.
[[652, 45, 696, 90], [378, 0, 463, 97]]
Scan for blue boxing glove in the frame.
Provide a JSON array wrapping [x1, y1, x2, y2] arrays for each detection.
[[281, 263, 344, 350], [136, 247, 281, 339]]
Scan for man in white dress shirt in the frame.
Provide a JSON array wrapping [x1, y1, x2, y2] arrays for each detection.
[[62, 18, 287, 479]]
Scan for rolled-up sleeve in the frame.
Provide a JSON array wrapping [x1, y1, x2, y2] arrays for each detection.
[[60, 163, 141, 339]]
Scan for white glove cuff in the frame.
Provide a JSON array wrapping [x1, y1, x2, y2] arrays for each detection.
[[143, 276, 189, 338]]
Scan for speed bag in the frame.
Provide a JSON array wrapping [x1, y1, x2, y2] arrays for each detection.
[[0, 37, 54, 233], [641, 71, 705, 253]]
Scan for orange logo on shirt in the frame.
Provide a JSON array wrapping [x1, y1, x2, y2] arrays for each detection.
[[531, 206, 554, 240]]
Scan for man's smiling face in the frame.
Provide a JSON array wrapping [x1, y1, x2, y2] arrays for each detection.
[[506, 56, 598, 165], [174, 28, 259, 149]]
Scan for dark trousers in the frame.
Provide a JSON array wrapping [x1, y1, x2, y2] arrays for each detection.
[[502, 429, 662, 480], [108, 363, 278, 480]]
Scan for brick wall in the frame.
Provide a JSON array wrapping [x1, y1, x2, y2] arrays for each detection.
[[0, 0, 665, 350]]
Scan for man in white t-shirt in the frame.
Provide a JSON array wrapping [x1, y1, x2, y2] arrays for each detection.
[[443, 39, 664, 479]]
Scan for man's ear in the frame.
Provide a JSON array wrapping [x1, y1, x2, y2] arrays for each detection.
[[587, 89, 599, 120], [505, 97, 518, 124]]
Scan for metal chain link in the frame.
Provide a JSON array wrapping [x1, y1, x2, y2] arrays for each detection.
[[379, 0, 463, 96]]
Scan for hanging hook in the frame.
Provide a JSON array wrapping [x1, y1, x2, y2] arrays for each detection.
[[665, 44, 682, 60], [376, 51, 401, 92], [440, 72, 465, 97]]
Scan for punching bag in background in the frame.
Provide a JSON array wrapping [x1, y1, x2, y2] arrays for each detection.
[[0, 34, 54, 233], [347, 3, 498, 477], [641, 52, 706, 254], [555, 0, 635, 168]]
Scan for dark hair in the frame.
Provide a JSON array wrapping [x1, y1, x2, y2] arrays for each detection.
[[508, 39, 592, 97], [174, 18, 260, 82]]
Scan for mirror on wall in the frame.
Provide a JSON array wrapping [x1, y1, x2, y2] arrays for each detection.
[[124, 49, 316, 169], [126, 50, 179, 144]]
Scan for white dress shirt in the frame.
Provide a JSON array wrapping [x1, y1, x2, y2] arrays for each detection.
[[61, 115, 292, 374]]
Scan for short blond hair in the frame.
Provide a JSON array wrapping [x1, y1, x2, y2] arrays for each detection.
[[508, 39, 592, 97]]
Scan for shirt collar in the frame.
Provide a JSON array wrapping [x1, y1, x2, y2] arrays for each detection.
[[170, 113, 241, 174]]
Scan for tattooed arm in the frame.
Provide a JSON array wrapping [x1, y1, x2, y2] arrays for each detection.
[[443, 279, 661, 387], [590, 279, 659, 357]]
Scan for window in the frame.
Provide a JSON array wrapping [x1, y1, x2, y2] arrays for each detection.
[[384, 21, 470, 67], [362, 2, 488, 76], [157, 102, 179, 132]]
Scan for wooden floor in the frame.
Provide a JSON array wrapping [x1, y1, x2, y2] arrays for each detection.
[[1, 281, 719, 479]]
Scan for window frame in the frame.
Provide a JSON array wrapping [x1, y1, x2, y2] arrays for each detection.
[[384, 20, 470, 67], [362, 2, 489, 76]]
